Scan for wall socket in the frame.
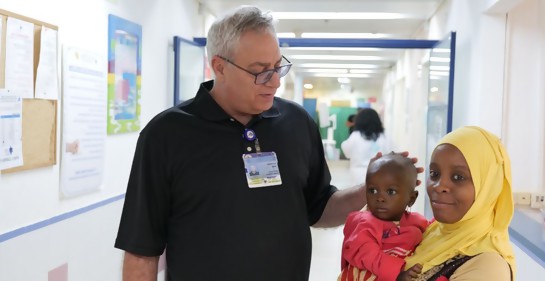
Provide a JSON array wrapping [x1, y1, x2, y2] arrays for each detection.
[[530, 193, 545, 209], [514, 192, 532, 206]]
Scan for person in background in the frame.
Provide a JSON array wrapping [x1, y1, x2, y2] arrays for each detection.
[[404, 126, 516, 280], [346, 114, 356, 134], [341, 108, 390, 186], [115, 6, 401, 281], [339, 153, 428, 281]]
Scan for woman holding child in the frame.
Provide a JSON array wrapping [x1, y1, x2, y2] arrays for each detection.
[[340, 126, 516, 280], [404, 126, 516, 280]]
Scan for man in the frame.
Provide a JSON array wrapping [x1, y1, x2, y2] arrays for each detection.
[[249, 165, 259, 176], [115, 6, 368, 281]]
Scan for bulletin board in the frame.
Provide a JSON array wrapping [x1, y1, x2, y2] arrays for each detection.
[[0, 9, 58, 173]]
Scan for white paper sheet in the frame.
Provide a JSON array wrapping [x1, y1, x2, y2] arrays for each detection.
[[0, 89, 24, 170], [35, 26, 59, 100], [5, 17, 34, 99], [60, 46, 107, 197]]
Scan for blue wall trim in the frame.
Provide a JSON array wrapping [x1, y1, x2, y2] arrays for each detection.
[[0, 194, 125, 244], [193, 37, 439, 49], [508, 208, 545, 268]]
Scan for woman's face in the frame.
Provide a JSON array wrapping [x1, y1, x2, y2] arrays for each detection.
[[427, 144, 475, 224]]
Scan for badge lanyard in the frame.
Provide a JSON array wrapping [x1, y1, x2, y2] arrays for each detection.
[[242, 128, 282, 188], [243, 128, 261, 153]]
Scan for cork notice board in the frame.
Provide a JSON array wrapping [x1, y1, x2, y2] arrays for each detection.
[[0, 9, 58, 173]]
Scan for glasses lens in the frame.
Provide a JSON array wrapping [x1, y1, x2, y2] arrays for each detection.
[[278, 64, 291, 78], [256, 70, 275, 84]]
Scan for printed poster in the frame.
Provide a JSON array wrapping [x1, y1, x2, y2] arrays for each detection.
[[107, 14, 142, 134]]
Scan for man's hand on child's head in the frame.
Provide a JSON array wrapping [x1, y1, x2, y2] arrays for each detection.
[[371, 151, 425, 186], [396, 263, 422, 281]]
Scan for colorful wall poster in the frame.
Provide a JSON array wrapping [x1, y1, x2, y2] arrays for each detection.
[[107, 14, 142, 134]]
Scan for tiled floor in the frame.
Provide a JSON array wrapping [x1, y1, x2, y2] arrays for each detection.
[[309, 160, 353, 281]]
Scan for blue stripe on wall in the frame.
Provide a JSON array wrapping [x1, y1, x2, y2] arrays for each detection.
[[0, 194, 125, 243]]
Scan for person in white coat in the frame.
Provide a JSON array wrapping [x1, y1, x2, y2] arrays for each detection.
[[341, 108, 390, 186]]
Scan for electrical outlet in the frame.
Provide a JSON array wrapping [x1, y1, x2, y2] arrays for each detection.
[[530, 193, 545, 209], [514, 192, 532, 206]]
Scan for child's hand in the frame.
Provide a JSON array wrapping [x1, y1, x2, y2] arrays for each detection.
[[396, 264, 423, 281]]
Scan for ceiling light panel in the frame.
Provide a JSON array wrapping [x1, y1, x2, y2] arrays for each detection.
[[299, 69, 349, 73], [271, 12, 406, 20], [300, 33, 389, 39], [313, 73, 373, 78], [290, 55, 385, 61], [297, 63, 388, 69]]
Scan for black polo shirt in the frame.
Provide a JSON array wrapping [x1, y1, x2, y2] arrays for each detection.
[[115, 81, 337, 281]]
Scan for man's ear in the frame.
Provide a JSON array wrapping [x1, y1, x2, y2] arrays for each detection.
[[211, 56, 225, 80], [408, 190, 419, 207]]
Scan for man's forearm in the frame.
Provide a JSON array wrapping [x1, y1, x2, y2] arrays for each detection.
[[123, 252, 160, 281], [313, 184, 366, 228]]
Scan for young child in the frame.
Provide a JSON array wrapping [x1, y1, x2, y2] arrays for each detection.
[[339, 153, 429, 281]]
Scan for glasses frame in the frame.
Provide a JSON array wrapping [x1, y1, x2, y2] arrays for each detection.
[[218, 55, 292, 85]]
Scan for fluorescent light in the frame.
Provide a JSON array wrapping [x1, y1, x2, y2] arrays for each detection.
[[303, 83, 314, 90], [430, 71, 450, 76], [283, 47, 382, 51], [277, 32, 296, 38], [298, 63, 384, 69], [314, 73, 372, 78], [301, 32, 388, 39], [337, 77, 351, 83], [290, 55, 384, 61], [272, 12, 405, 20], [300, 68, 348, 73], [430, 65, 450, 71], [433, 48, 451, 53], [349, 69, 382, 74], [430, 57, 451, 63]]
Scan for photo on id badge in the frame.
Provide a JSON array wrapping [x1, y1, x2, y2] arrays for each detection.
[[243, 152, 282, 188]]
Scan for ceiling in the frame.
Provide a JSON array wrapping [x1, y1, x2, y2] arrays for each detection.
[[200, 0, 445, 97]]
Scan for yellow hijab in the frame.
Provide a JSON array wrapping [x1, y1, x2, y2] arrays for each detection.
[[405, 126, 516, 276]]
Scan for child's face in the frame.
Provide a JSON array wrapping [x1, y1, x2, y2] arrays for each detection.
[[427, 144, 475, 224], [366, 166, 416, 221]]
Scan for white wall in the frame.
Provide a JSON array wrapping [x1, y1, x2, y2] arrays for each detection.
[[502, 0, 545, 193], [427, 0, 545, 277], [0, 0, 202, 280]]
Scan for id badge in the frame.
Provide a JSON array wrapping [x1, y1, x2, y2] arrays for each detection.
[[242, 152, 282, 188]]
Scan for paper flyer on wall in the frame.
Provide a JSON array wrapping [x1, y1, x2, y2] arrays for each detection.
[[0, 89, 24, 170], [5, 17, 34, 99], [60, 46, 106, 197], [35, 26, 59, 100]]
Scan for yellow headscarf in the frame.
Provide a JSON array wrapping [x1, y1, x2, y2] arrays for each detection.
[[404, 126, 516, 277]]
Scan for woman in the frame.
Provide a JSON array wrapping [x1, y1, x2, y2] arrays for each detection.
[[404, 126, 516, 280], [341, 108, 390, 186]]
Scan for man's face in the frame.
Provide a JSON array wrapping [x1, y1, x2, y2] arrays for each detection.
[[221, 30, 283, 116]]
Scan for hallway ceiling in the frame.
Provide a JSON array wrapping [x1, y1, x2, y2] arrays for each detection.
[[200, 0, 444, 97]]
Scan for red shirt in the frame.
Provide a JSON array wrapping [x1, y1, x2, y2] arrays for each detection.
[[340, 211, 429, 281]]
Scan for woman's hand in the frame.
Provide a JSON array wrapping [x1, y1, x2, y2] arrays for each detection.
[[396, 263, 423, 281], [371, 151, 425, 186]]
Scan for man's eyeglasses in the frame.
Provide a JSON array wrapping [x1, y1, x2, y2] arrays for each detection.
[[218, 55, 292, 85]]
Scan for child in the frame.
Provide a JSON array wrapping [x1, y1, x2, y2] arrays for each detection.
[[339, 153, 428, 281]]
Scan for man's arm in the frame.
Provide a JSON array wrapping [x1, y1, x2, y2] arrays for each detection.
[[313, 184, 366, 228], [122, 252, 160, 281]]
